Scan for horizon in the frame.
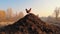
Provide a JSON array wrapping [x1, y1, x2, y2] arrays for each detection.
[[0, 0, 60, 17]]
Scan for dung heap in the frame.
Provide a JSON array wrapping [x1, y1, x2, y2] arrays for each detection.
[[0, 13, 60, 34]]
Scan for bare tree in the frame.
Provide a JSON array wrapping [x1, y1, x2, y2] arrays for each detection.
[[7, 8, 12, 19], [54, 7, 60, 20]]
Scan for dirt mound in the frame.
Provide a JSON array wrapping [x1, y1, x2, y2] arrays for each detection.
[[0, 13, 60, 34]]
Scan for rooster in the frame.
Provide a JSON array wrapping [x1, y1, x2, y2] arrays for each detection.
[[25, 8, 31, 13]]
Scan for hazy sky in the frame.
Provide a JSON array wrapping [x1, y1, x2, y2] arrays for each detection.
[[0, 0, 60, 17]]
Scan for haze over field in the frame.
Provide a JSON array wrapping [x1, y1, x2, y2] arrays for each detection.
[[0, 0, 60, 34], [0, 0, 60, 17]]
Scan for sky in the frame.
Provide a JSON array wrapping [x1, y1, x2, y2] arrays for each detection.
[[0, 0, 60, 17]]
